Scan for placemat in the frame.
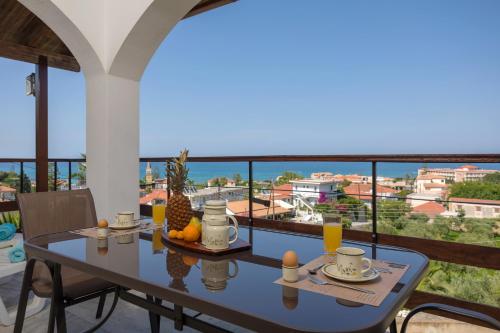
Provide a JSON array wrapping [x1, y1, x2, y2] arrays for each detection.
[[274, 255, 409, 306], [70, 221, 162, 239]]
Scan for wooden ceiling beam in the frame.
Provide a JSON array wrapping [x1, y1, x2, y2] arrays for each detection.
[[0, 40, 80, 71], [0, 0, 236, 72]]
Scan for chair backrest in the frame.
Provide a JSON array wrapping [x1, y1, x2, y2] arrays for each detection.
[[17, 189, 98, 241]]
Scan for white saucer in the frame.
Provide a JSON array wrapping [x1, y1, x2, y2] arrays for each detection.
[[321, 264, 380, 282], [108, 221, 141, 230]]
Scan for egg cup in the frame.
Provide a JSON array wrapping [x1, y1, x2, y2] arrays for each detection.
[[282, 265, 299, 283], [97, 227, 109, 239]]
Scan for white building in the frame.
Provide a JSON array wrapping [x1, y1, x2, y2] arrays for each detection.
[[406, 192, 443, 208], [418, 165, 498, 183], [290, 179, 338, 205], [449, 197, 500, 218], [415, 174, 447, 194], [186, 187, 246, 210]]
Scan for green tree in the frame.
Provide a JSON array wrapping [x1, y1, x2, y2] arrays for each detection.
[[315, 204, 333, 214], [152, 166, 161, 180], [48, 162, 60, 191], [377, 200, 411, 222], [14, 173, 32, 193], [341, 179, 352, 188], [233, 173, 243, 186], [396, 189, 412, 198], [450, 181, 500, 200], [483, 172, 500, 184], [72, 154, 87, 186], [275, 171, 303, 185]]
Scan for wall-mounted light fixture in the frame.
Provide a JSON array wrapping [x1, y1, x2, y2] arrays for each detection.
[[25, 73, 36, 96]]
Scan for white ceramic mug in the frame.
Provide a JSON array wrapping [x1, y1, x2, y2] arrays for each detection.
[[203, 219, 238, 250], [335, 247, 372, 278], [115, 211, 134, 226], [201, 259, 238, 291]]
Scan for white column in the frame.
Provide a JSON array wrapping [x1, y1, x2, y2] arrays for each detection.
[[86, 73, 140, 220]]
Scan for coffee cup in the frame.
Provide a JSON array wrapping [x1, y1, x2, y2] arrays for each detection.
[[335, 247, 372, 278], [115, 211, 134, 226]]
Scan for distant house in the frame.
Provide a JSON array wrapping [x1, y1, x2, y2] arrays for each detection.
[[406, 192, 443, 208], [343, 183, 398, 204], [332, 174, 369, 184], [227, 199, 291, 219], [418, 165, 498, 182], [154, 178, 168, 190], [449, 197, 500, 218], [412, 201, 446, 218], [290, 178, 338, 206], [139, 187, 246, 210], [139, 189, 169, 205], [415, 174, 448, 195], [0, 185, 16, 202], [207, 177, 236, 187], [259, 184, 293, 205]]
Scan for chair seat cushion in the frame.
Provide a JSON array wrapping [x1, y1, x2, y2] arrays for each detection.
[[32, 262, 114, 299]]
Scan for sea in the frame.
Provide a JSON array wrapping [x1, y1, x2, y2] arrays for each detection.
[[1, 161, 500, 185]]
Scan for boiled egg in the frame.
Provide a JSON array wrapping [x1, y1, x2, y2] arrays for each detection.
[[97, 219, 108, 228], [282, 250, 298, 267]]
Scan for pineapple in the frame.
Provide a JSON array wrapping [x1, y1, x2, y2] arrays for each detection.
[[166, 251, 190, 292], [166, 149, 193, 231]]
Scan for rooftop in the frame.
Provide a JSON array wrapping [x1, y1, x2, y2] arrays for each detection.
[[412, 201, 446, 217]]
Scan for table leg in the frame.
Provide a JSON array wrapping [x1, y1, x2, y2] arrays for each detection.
[[95, 294, 106, 319], [147, 295, 160, 333], [13, 258, 36, 333], [389, 319, 398, 333], [174, 304, 183, 331], [52, 263, 67, 333]]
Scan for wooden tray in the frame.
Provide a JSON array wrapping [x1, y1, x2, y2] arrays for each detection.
[[162, 232, 252, 255]]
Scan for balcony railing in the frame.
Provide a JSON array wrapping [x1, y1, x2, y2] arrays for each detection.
[[1, 154, 499, 329]]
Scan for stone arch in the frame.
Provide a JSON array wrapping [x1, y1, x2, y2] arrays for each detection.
[[108, 0, 201, 80], [19, 0, 104, 77]]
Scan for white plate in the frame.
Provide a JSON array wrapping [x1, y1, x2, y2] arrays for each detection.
[[108, 221, 142, 230], [321, 264, 380, 283]]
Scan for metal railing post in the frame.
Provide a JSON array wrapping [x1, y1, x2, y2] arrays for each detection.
[[166, 160, 171, 200], [248, 161, 253, 227], [371, 161, 378, 243], [68, 161, 72, 190], [53, 162, 58, 191], [20, 162, 24, 193]]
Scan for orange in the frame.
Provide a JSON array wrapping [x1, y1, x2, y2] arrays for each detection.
[[182, 255, 199, 266], [182, 225, 200, 242], [168, 230, 178, 239], [176, 231, 184, 240]]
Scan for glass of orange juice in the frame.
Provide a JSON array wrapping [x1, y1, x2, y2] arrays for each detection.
[[152, 199, 166, 225], [323, 221, 342, 255], [152, 229, 164, 252]]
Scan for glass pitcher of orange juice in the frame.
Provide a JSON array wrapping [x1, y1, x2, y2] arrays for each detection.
[[152, 198, 166, 225], [323, 221, 342, 254]]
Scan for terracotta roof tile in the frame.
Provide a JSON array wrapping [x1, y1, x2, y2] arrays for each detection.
[[412, 201, 445, 217]]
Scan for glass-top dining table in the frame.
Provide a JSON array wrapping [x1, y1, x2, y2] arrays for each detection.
[[23, 224, 428, 333]]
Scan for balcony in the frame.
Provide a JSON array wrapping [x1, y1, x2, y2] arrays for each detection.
[[1, 154, 499, 332]]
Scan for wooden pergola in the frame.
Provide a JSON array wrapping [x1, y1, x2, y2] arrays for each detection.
[[0, 0, 236, 192]]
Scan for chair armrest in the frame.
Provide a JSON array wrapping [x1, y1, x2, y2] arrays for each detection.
[[400, 303, 500, 333]]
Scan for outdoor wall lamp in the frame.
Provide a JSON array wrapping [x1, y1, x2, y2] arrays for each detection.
[[25, 73, 36, 96]]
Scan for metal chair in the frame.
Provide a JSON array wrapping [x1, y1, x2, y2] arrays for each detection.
[[400, 303, 500, 332], [14, 189, 119, 333]]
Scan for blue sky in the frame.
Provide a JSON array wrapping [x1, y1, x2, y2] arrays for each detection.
[[1, 0, 500, 158]]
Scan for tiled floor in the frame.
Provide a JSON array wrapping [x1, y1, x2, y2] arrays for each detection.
[[1, 273, 497, 333], [0, 273, 249, 333]]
